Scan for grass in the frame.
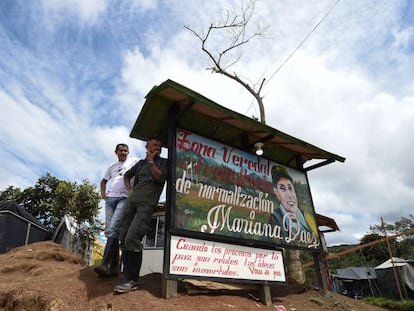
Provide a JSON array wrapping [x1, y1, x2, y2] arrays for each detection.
[[364, 297, 414, 311], [308, 296, 325, 305], [308, 295, 352, 310]]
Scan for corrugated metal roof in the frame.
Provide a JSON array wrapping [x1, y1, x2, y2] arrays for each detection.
[[336, 267, 377, 280]]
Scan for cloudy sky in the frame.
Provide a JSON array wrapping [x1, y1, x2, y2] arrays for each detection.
[[1, 0, 413, 246]]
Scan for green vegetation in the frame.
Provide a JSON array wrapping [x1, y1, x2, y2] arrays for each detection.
[[326, 215, 414, 270], [302, 214, 414, 303], [364, 297, 414, 311], [308, 295, 324, 305], [327, 244, 381, 270], [308, 294, 353, 310]]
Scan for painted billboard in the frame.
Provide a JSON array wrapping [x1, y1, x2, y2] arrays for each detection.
[[174, 129, 320, 249]]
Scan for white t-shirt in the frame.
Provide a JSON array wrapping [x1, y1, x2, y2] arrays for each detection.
[[103, 157, 139, 197]]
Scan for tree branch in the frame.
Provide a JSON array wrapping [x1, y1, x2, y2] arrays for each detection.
[[185, 0, 267, 123]]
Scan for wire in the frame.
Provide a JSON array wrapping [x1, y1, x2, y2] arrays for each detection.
[[263, 0, 342, 87]]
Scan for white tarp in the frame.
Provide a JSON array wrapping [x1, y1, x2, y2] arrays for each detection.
[[374, 257, 407, 269], [402, 262, 414, 292]]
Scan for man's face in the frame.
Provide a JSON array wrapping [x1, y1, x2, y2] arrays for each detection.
[[146, 139, 162, 156], [115, 146, 129, 161], [274, 177, 297, 213]]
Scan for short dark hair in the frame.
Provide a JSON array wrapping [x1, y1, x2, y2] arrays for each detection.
[[115, 143, 129, 151], [147, 134, 162, 143], [271, 165, 293, 185]]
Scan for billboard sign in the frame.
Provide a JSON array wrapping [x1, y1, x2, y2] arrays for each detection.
[[174, 129, 320, 249]]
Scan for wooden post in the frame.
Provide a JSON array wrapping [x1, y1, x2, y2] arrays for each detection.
[[381, 217, 404, 300], [162, 276, 177, 299], [313, 252, 327, 293], [259, 284, 272, 306], [161, 104, 179, 300]]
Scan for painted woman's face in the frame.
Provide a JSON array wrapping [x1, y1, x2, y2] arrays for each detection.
[[274, 177, 298, 213]]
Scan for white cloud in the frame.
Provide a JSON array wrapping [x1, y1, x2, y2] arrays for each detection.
[[391, 26, 414, 51], [41, 0, 107, 25], [128, 0, 158, 11]]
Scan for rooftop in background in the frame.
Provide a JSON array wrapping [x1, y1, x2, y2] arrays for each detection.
[[316, 213, 340, 233], [130, 79, 345, 171], [335, 267, 377, 280]]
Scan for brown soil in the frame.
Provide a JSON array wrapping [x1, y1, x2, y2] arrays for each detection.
[[0, 241, 387, 311]]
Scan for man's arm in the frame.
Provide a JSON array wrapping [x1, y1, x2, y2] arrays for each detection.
[[124, 161, 139, 193], [149, 162, 163, 182], [151, 158, 168, 183], [100, 179, 108, 200], [124, 177, 133, 193]]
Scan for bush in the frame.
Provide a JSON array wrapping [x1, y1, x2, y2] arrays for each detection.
[[364, 297, 414, 311]]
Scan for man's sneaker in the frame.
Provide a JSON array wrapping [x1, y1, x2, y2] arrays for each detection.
[[114, 280, 140, 293]]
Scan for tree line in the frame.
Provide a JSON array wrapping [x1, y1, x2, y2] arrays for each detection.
[[326, 215, 414, 270]]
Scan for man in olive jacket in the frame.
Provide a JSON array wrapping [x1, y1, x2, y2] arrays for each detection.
[[114, 135, 168, 293]]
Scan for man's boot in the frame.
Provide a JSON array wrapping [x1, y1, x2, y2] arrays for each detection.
[[108, 241, 120, 276], [114, 251, 142, 293], [94, 237, 118, 277]]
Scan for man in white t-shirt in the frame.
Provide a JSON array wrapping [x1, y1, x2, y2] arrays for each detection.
[[94, 143, 138, 278]]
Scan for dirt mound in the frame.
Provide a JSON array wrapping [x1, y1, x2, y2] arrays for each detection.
[[0, 242, 387, 311]]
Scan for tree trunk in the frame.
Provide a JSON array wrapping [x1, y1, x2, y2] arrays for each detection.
[[287, 249, 306, 284]]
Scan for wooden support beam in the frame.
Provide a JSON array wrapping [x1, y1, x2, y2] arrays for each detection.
[[162, 277, 177, 299], [259, 284, 272, 306]]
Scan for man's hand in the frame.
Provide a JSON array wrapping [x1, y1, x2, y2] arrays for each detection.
[[147, 150, 158, 161]]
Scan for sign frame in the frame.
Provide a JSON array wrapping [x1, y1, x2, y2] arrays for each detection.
[[164, 126, 321, 284]]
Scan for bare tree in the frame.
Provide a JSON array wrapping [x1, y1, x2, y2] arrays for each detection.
[[185, 0, 268, 123]]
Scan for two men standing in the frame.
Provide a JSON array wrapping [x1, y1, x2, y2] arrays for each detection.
[[95, 136, 167, 294]]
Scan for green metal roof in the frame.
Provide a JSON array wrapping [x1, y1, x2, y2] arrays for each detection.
[[130, 79, 345, 171]]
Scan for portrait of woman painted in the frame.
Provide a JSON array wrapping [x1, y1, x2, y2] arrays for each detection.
[[269, 165, 319, 247]]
